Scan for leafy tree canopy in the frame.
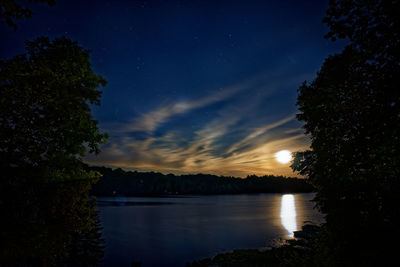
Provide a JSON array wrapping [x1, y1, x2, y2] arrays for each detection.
[[323, 0, 400, 63], [292, 0, 400, 265], [0, 37, 108, 183], [0, 0, 55, 30]]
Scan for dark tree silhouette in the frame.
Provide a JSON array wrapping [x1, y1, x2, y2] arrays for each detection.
[[0, 0, 55, 30], [0, 37, 107, 264], [0, 178, 105, 265], [0, 36, 108, 184], [88, 166, 314, 196], [292, 0, 400, 265]]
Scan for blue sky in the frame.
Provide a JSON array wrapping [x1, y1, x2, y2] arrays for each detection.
[[0, 0, 346, 177]]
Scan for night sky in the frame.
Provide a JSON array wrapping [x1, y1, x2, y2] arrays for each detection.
[[1, 0, 346, 177]]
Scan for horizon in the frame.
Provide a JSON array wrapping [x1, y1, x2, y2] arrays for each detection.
[[90, 164, 303, 179]]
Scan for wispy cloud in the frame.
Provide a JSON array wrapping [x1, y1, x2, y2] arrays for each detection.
[[119, 76, 260, 133], [225, 114, 295, 155]]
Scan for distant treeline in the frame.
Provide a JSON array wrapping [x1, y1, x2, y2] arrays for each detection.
[[88, 166, 314, 196]]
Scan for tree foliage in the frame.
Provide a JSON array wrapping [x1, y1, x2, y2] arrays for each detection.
[[323, 0, 400, 63], [292, 0, 400, 265], [0, 37, 107, 264], [0, 36, 108, 183], [0, 0, 56, 30], [0, 177, 104, 265]]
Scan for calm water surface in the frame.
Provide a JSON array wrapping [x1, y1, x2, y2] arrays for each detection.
[[98, 193, 322, 266]]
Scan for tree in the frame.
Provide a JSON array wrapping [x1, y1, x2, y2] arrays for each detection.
[[0, 36, 107, 264], [0, 36, 108, 183], [0, 0, 56, 30], [292, 0, 400, 265], [0, 174, 105, 265]]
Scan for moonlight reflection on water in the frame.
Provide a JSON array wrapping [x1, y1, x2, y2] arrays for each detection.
[[280, 194, 297, 237]]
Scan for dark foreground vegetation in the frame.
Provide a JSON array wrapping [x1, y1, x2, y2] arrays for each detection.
[[288, 0, 400, 266], [0, 177, 104, 265], [89, 166, 314, 196], [1, 12, 107, 264]]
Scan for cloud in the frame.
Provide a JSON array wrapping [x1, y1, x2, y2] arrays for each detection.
[[119, 77, 258, 133], [225, 114, 295, 155]]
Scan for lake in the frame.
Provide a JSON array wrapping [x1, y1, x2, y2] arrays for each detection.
[[97, 193, 322, 266]]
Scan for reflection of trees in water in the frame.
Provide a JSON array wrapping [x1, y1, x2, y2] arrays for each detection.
[[0, 179, 104, 265]]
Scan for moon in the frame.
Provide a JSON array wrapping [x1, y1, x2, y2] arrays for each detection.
[[275, 150, 292, 164]]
